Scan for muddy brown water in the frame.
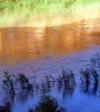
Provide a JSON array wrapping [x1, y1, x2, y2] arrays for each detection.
[[0, 6, 100, 112]]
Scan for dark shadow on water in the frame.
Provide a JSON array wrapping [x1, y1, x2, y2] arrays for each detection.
[[62, 87, 75, 99], [17, 90, 34, 103], [80, 83, 98, 96]]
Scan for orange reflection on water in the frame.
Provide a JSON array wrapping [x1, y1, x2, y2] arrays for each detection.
[[0, 18, 100, 65]]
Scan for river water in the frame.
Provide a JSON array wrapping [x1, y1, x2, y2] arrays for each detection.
[[0, 5, 100, 112]]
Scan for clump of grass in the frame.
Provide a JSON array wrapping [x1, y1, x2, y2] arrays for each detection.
[[0, 101, 11, 112], [80, 67, 99, 87], [2, 70, 15, 94], [33, 95, 66, 112], [28, 108, 33, 112], [80, 68, 91, 86], [62, 69, 76, 88], [36, 96, 57, 112], [41, 82, 47, 95], [90, 68, 99, 87], [17, 72, 33, 90], [90, 53, 100, 69], [2, 71, 33, 95]]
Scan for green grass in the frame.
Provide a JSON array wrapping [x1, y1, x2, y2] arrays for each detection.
[[0, 0, 100, 15], [0, 0, 99, 28]]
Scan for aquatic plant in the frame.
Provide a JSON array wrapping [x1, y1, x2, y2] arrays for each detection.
[[28, 109, 34, 112], [57, 74, 63, 90], [17, 72, 33, 90], [49, 74, 55, 82], [62, 69, 76, 88], [80, 67, 99, 88], [36, 96, 57, 112], [33, 95, 66, 112], [80, 68, 91, 85], [90, 53, 100, 68], [44, 74, 50, 82], [0, 101, 11, 112], [2, 70, 15, 94], [40, 82, 47, 95], [44, 74, 51, 89], [2, 71, 33, 95], [57, 74, 63, 85], [90, 68, 99, 87]]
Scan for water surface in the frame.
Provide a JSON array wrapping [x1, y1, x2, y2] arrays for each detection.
[[0, 5, 100, 112]]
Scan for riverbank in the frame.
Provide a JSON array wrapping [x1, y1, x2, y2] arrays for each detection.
[[0, 3, 100, 28], [0, 0, 99, 14]]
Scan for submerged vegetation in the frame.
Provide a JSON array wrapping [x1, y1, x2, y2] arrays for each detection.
[[2, 71, 33, 95], [80, 67, 99, 92], [2, 70, 15, 94], [31, 95, 66, 112], [80, 53, 100, 92], [0, 102, 11, 112], [1, 53, 100, 111], [15, 72, 33, 90], [2, 69, 76, 95]]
